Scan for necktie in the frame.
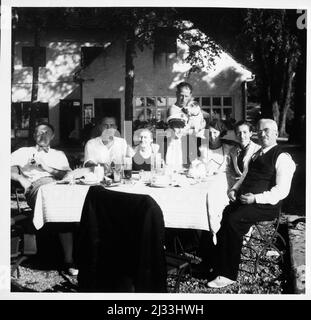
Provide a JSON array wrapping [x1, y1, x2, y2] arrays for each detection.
[[37, 146, 49, 153], [237, 148, 246, 172], [251, 148, 263, 162]]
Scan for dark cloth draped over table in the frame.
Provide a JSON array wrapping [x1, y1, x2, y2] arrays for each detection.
[[77, 185, 167, 293]]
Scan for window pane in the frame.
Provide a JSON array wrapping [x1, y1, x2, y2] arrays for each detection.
[[135, 108, 144, 120], [156, 96, 166, 107], [212, 97, 221, 106], [223, 108, 233, 120], [135, 97, 145, 107], [193, 97, 200, 104], [145, 107, 154, 121], [202, 97, 211, 106], [223, 97, 232, 106], [22, 47, 46, 67], [211, 108, 221, 119], [146, 97, 156, 107]]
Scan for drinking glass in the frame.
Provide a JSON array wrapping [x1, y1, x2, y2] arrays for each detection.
[[113, 164, 122, 183], [123, 157, 132, 180]]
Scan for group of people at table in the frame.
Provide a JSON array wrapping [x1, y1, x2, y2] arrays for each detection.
[[11, 81, 296, 289]]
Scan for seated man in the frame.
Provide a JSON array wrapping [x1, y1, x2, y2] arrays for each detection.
[[84, 116, 129, 169], [207, 119, 296, 288], [228, 120, 261, 188], [11, 122, 78, 276]]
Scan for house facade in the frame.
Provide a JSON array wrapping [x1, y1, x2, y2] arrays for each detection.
[[12, 25, 253, 147]]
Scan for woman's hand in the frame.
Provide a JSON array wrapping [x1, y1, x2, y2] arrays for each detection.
[[228, 189, 237, 201]]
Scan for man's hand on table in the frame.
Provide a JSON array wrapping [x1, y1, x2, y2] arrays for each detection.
[[62, 167, 92, 182]]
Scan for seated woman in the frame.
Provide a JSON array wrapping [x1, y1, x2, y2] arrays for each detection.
[[132, 128, 159, 171], [189, 118, 232, 177], [190, 119, 233, 247]]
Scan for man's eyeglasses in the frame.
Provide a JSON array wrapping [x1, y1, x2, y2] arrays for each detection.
[[257, 128, 277, 135], [35, 131, 50, 137], [103, 124, 117, 129]]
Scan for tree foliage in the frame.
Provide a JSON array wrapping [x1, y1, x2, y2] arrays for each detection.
[[242, 9, 302, 136], [177, 8, 305, 140]]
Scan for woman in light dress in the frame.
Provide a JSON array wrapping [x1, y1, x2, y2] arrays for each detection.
[[189, 119, 233, 245]]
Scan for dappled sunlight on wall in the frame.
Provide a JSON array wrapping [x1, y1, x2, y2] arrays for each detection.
[[39, 82, 78, 107], [169, 40, 253, 93], [12, 41, 84, 106], [11, 84, 32, 101]]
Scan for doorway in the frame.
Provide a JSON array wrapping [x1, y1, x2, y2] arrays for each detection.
[[59, 99, 82, 146], [94, 99, 121, 131]]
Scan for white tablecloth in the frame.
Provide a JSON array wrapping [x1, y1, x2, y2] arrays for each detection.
[[33, 174, 229, 233], [33, 184, 90, 229]]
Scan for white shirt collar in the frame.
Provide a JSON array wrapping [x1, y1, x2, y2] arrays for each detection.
[[261, 143, 278, 154], [36, 145, 50, 152]]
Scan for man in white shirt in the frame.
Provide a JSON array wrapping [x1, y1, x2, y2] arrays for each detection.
[[207, 119, 296, 288], [11, 123, 78, 276], [84, 116, 128, 168], [167, 82, 206, 137], [11, 123, 71, 207]]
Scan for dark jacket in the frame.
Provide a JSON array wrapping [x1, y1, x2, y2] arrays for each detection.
[[77, 185, 167, 293]]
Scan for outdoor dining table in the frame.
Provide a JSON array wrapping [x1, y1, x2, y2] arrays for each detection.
[[33, 173, 229, 236]]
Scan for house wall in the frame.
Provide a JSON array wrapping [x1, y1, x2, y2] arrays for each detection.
[[12, 29, 113, 145], [12, 29, 252, 144], [81, 37, 251, 136]]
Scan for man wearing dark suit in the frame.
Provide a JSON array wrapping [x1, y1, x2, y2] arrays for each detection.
[[208, 119, 296, 288], [229, 120, 261, 187]]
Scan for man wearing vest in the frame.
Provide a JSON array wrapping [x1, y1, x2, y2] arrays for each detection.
[[207, 119, 296, 288]]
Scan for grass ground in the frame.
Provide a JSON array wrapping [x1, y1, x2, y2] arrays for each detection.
[[11, 221, 286, 293]]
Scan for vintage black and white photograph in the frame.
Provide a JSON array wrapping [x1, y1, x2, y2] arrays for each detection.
[[1, 0, 308, 296]]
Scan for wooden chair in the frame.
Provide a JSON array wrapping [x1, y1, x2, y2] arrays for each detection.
[[11, 181, 37, 278], [166, 252, 191, 293]]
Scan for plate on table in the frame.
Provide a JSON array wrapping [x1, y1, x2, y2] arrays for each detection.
[[56, 180, 70, 184], [79, 179, 99, 185], [150, 182, 170, 188], [103, 182, 121, 188]]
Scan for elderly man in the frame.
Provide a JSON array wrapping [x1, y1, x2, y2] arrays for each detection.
[[84, 116, 128, 168], [11, 123, 78, 276], [207, 119, 296, 288], [228, 120, 261, 188]]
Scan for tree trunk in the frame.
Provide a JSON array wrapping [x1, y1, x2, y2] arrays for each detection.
[[272, 101, 280, 125], [279, 55, 296, 137], [124, 29, 136, 122], [31, 27, 40, 102], [28, 25, 41, 144], [255, 43, 273, 119]]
